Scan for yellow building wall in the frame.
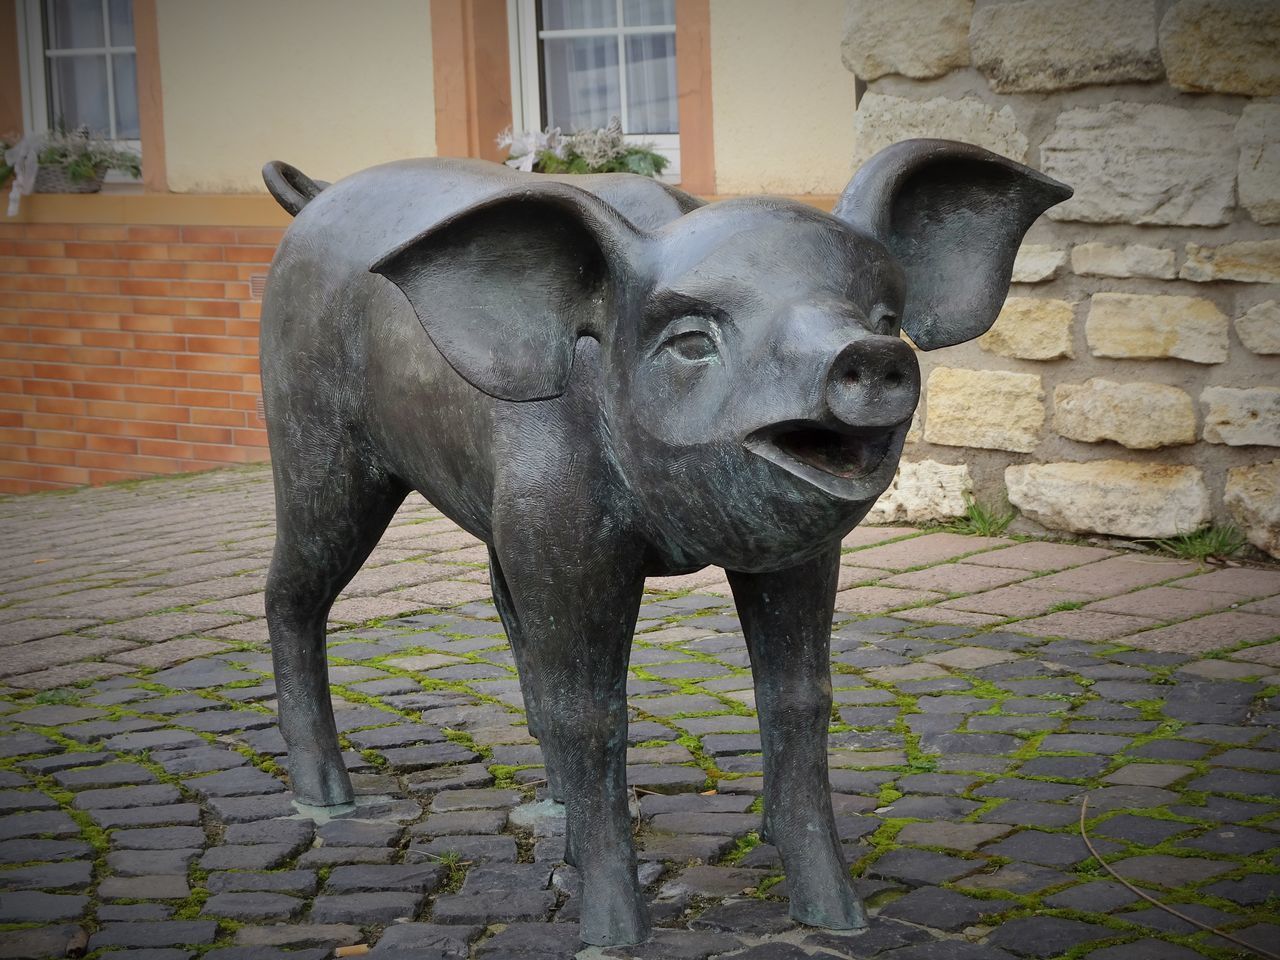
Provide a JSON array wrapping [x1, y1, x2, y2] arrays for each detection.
[[156, 0, 436, 193], [709, 0, 855, 195]]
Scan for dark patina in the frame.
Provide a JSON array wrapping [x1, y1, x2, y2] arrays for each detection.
[[259, 140, 1071, 946]]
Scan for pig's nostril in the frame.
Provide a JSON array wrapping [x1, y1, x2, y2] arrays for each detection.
[[885, 369, 903, 388], [844, 368, 861, 385]]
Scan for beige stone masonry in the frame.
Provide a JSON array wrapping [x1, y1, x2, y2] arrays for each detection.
[[1235, 301, 1280, 355], [970, 0, 1162, 93], [1054, 379, 1196, 450], [1235, 104, 1280, 225], [924, 367, 1044, 453], [1086, 293, 1228, 364], [851, 93, 1028, 168], [978, 298, 1074, 361], [1040, 103, 1237, 226], [1181, 239, 1280, 283], [1006, 460, 1210, 538], [840, 0, 972, 81], [1201, 386, 1280, 447], [866, 459, 972, 524], [839, 0, 1276, 543], [1071, 243, 1177, 280], [1159, 0, 1280, 96], [905, 411, 922, 444], [1224, 460, 1280, 558], [1012, 245, 1067, 283]]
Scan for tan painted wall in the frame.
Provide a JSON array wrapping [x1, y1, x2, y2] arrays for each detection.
[[156, 0, 436, 193], [708, 0, 855, 195]]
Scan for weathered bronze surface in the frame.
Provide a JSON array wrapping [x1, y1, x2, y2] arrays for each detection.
[[259, 141, 1071, 946]]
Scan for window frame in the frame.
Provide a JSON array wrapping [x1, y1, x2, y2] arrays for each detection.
[[16, 0, 142, 154], [507, 0, 681, 181]]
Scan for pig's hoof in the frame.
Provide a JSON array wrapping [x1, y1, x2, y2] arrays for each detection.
[[286, 751, 355, 808], [578, 888, 650, 946], [790, 891, 869, 931]]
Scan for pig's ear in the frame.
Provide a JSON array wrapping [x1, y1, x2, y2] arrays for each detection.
[[371, 183, 642, 402], [833, 139, 1072, 351]]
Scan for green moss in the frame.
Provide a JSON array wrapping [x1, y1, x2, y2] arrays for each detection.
[[32, 688, 82, 705], [720, 831, 761, 866]]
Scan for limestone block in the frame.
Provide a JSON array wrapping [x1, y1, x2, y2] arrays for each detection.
[[978, 298, 1074, 361], [852, 94, 1028, 169], [1006, 461, 1210, 538], [1053, 379, 1196, 450], [1224, 460, 1280, 558], [924, 367, 1044, 453], [1070, 243, 1176, 280], [1236, 104, 1280, 225], [866, 459, 972, 524], [1012, 245, 1067, 283], [1086, 293, 1228, 364], [1181, 240, 1280, 283], [1201, 386, 1280, 446], [970, 0, 1162, 92], [1235, 300, 1280, 355], [1159, 0, 1280, 96], [1040, 102, 1237, 226], [906, 411, 922, 444], [841, 0, 972, 81]]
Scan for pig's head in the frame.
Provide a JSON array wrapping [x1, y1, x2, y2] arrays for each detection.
[[373, 140, 1071, 570]]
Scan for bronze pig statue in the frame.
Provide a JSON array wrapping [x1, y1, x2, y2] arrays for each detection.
[[259, 139, 1070, 945]]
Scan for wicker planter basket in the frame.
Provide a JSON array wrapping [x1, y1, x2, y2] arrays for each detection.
[[34, 164, 107, 194]]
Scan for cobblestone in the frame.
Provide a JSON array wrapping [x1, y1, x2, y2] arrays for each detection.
[[0, 467, 1273, 956]]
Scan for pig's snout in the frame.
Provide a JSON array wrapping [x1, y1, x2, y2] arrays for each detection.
[[825, 335, 920, 429]]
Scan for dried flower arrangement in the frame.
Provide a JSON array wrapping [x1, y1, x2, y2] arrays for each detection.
[[1, 126, 141, 214], [498, 116, 668, 178]]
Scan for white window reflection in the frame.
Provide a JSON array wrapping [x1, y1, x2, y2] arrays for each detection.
[[537, 0, 678, 136], [41, 0, 138, 140]]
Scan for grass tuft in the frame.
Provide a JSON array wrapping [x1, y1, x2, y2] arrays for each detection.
[[1144, 525, 1246, 563], [1049, 600, 1086, 613], [946, 495, 1016, 538]]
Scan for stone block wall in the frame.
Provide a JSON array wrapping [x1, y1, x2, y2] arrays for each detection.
[[844, 0, 1280, 558]]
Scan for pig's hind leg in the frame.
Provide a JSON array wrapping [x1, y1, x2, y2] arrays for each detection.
[[265, 445, 408, 808]]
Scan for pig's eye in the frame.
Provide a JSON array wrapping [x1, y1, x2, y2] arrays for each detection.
[[666, 330, 718, 362], [659, 317, 720, 364]]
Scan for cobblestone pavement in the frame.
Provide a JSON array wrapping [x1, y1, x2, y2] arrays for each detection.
[[0, 466, 1278, 960]]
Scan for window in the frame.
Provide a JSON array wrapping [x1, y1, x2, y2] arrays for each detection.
[[509, 0, 680, 180], [18, 0, 139, 143]]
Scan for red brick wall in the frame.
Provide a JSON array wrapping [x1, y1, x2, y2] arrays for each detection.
[[0, 222, 283, 494]]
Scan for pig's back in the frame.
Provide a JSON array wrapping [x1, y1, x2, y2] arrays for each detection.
[[259, 158, 694, 540]]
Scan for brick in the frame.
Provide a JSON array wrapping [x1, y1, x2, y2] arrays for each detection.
[[1124, 612, 1280, 655], [940, 584, 1072, 617], [1013, 610, 1157, 641], [1025, 556, 1200, 597]]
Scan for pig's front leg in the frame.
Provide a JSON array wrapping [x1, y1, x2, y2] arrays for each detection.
[[728, 548, 868, 931], [493, 512, 649, 946]]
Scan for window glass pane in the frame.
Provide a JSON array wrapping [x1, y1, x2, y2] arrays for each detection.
[[543, 36, 620, 132], [112, 53, 139, 138], [623, 0, 674, 27], [46, 0, 105, 49], [107, 0, 134, 46], [625, 34, 677, 133], [541, 0, 616, 30], [48, 54, 110, 133]]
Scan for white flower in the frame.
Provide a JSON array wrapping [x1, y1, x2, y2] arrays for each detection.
[[498, 126, 565, 171]]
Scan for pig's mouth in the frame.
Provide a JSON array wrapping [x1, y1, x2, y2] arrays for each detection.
[[744, 420, 903, 500]]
